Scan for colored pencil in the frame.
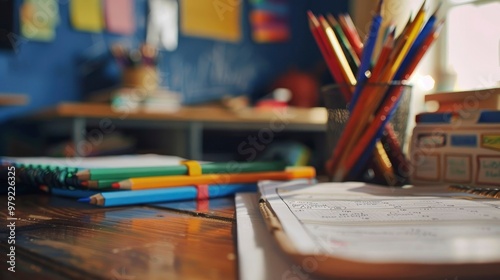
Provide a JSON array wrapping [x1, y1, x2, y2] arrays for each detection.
[[326, 14, 360, 72], [312, 1, 443, 183], [78, 183, 257, 207], [381, 125, 410, 182], [370, 29, 395, 80], [307, 11, 352, 101], [83, 179, 116, 189], [113, 167, 316, 190], [349, 0, 383, 109], [331, 2, 428, 181], [337, 14, 363, 58], [75, 160, 287, 181], [341, 21, 443, 179], [372, 141, 396, 184], [319, 15, 357, 86]]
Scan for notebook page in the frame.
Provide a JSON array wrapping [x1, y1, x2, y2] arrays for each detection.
[[259, 181, 500, 264]]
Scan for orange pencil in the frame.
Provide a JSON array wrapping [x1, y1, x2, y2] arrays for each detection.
[[113, 167, 316, 190], [370, 29, 395, 81]]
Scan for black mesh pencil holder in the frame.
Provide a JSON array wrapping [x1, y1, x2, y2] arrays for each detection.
[[323, 82, 412, 186]]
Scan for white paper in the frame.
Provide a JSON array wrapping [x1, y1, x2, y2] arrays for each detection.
[[259, 181, 500, 264], [236, 193, 321, 280]]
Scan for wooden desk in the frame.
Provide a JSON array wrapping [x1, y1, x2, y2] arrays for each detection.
[[0, 94, 28, 106], [16, 103, 328, 160], [0, 194, 238, 280]]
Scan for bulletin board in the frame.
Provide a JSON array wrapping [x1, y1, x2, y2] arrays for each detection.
[[0, 0, 348, 121]]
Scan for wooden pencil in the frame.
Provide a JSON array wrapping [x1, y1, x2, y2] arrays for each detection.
[[76, 160, 287, 181], [79, 183, 258, 207], [326, 14, 360, 71], [307, 11, 352, 100], [337, 14, 363, 58], [113, 167, 316, 190], [319, 15, 357, 86]]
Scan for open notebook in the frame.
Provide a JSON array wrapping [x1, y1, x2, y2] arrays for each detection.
[[258, 181, 500, 279]]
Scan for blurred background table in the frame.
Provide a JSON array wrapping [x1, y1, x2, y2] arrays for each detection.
[[8, 102, 328, 164]]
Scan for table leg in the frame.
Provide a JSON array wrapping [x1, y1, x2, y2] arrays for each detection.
[[188, 122, 203, 160], [72, 117, 86, 157]]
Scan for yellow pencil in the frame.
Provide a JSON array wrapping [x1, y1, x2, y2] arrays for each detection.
[[113, 167, 316, 190], [319, 16, 357, 86]]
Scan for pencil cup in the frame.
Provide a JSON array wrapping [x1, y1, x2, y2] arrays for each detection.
[[323, 82, 412, 186], [122, 65, 158, 91]]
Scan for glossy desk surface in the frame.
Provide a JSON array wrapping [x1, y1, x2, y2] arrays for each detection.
[[0, 195, 237, 280]]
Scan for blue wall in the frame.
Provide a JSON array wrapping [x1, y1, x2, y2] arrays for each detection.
[[0, 0, 347, 122]]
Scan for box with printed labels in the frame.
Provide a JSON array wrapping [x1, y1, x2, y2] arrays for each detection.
[[409, 111, 500, 186]]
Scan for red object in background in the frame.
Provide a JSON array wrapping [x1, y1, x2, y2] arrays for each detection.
[[271, 69, 319, 107], [255, 99, 288, 110]]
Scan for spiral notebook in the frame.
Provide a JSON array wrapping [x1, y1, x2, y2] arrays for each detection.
[[1, 154, 184, 191], [257, 180, 500, 279]]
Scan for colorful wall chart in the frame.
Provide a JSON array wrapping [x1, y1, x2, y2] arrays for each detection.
[[249, 0, 290, 43]]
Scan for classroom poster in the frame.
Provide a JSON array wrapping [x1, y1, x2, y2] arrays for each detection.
[[70, 0, 104, 32], [20, 0, 59, 41], [104, 0, 135, 35], [147, 0, 178, 51], [180, 0, 242, 42], [249, 0, 290, 43]]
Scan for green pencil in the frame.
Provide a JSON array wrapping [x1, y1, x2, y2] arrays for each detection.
[[75, 160, 287, 181], [80, 179, 116, 189]]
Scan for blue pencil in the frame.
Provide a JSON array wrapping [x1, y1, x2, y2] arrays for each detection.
[[349, 0, 383, 110], [78, 183, 257, 207]]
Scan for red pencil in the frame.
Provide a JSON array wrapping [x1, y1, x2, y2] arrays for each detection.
[[370, 29, 395, 81], [308, 11, 352, 101], [337, 14, 363, 58]]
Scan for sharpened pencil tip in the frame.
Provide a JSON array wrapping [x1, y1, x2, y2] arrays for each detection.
[[111, 183, 120, 189], [376, 0, 384, 15], [432, 2, 443, 17], [78, 197, 91, 203], [419, 0, 427, 12]]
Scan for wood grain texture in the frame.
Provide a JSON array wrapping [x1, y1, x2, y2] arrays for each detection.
[[29, 102, 327, 127], [0, 195, 237, 280]]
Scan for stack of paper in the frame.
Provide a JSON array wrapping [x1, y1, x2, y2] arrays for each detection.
[[236, 180, 500, 279]]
